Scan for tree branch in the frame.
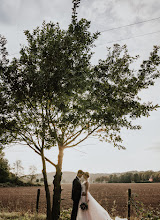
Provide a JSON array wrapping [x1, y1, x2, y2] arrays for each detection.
[[20, 131, 41, 153], [64, 120, 93, 145], [19, 134, 57, 168], [45, 102, 58, 142], [27, 142, 57, 168], [64, 125, 101, 148], [64, 128, 84, 146]]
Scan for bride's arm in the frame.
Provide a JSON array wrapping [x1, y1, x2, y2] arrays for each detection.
[[85, 182, 89, 203]]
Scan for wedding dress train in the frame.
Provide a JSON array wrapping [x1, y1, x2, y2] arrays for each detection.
[[77, 181, 112, 220], [77, 181, 127, 220]]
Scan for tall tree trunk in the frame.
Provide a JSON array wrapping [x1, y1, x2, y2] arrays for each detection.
[[52, 147, 64, 220], [41, 149, 52, 220]]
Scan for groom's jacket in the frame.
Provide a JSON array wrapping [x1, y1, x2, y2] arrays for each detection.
[[71, 176, 82, 202]]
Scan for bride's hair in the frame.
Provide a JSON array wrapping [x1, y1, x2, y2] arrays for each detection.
[[84, 172, 89, 178]]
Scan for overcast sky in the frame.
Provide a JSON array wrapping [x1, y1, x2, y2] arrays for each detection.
[[1, 0, 160, 174]]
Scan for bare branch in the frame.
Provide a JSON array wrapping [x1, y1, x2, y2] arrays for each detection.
[[45, 101, 58, 142], [65, 125, 101, 149], [64, 121, 93, 145], [64, 128, 84, 146], [27, 141, 57, 167], [19, 132, 41, 151], [19, 131, 41, 153], [19, 134, 57, 168]]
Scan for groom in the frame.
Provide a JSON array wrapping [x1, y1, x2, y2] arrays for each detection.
[[71, 170, 83, 220]]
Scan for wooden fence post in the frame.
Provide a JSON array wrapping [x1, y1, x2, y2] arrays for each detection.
[[36, 188, 40, 213], [128, 188, 131, 220]]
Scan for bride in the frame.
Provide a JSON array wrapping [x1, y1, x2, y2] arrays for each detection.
[[77, 172, 127, 220], [77, 172, 112, 220]]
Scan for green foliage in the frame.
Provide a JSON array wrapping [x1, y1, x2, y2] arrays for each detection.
[[0, 35, 15, 148], [0, 34, 8, 68], [0, 212, 46, 220], [40, 178, 44, 182], [0, 150, 10, 183], [131, 194, 160, 219], [0, 17, 100, 151], [95, 175, 109, 183], [0, 150, 34, 186], [59, 209, 72, 220], [0, 210, 72, 220]]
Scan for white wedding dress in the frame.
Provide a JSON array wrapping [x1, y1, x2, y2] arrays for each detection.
[[77, 181, 112, 220], [77, 181, 127, 220]]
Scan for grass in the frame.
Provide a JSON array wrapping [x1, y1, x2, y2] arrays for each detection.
[[0, 212, 46, 220], [0, 209, 72, 220], [1, 204, 160, 220], [0, 211, 139, 220], [2, 210, 158, 220]]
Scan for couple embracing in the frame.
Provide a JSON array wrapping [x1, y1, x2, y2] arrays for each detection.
[[71, 170, 112, 220]]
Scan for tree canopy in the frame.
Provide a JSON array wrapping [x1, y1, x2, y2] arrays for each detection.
[[0, 149, 10, 183], [1, 31, 160, 152]]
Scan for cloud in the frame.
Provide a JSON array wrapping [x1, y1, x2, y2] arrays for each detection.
[[146, 144, 160, 152], [0, 0, 72, 28], [78, 0, 160, 50], [0, 0, 21, 25]]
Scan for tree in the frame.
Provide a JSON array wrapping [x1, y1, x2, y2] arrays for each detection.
[[12, 160, 24, 177], [28, 165, 37, 183], [133, 173, 140, 183], [154, 173, 160, 182], [144, 170, 154, 181], [123, 172, 133, 183], [0, 34, 15, 149], [1, 0, 160, 219], [109, 174, 113, 183], [0, 149, 24, 185], [112, 174, 118, 183], [95, 176, 109, 183], [40, 177, 44, 182], [0, 149, 10, 183]]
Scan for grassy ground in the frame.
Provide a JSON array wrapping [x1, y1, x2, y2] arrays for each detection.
[[0, 212, 46, 220], [0, 209, 72, 220], [1, 211, 158, 220]]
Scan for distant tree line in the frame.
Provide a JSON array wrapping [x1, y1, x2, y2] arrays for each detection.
[[95, 171, 160, 183], [0, 149, 38, 186], [0, 149, 24, 186]]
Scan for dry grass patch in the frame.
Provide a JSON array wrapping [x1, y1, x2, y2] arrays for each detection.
[[0, 212, 46, 220]]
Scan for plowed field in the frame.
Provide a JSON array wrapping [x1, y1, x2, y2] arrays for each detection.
[[0, 183, 160, 218]]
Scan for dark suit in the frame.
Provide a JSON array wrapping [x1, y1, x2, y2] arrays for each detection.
[[71, 176, 82, 220]]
